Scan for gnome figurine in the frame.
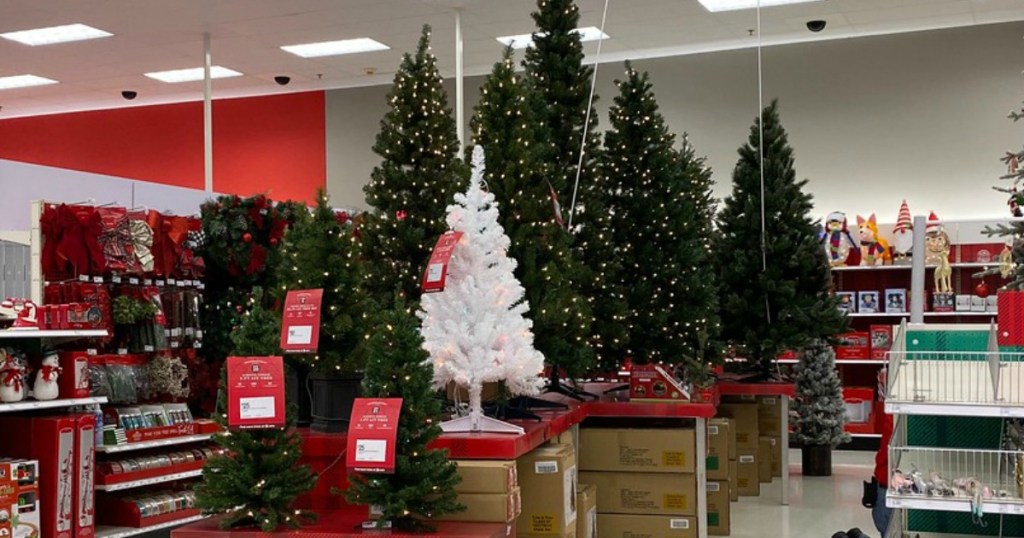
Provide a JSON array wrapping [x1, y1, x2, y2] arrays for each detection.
[[0, 349, 26, 403], [892, 200, 914, 265], [32, 352, 62, 401]]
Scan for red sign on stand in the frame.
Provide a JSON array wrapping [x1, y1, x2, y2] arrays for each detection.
[[280, 289, 324, 353], [346, 398, 402, 474], [422, 231, 464, 293], [226, 356, 286, 429]]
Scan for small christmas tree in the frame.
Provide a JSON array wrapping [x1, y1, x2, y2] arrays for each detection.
[[345, 303, 463, 531], [362, 25, 469, 304], [418, 146, 546, 432], [792, 339, 849, 448], [603, 63, 719, 368], [717, 100, 846, 375], [195, 288, 317, 532]]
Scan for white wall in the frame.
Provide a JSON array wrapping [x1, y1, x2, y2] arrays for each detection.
[[325, 21, 1024, 221]]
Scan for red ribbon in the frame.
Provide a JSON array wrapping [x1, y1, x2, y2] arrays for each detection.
[[40, 365, 62, 382], [2, 369, 23, 391]]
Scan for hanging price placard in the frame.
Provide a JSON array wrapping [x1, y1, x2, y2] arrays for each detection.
[[346, 398, 402, 474], [226, 356, 286, 429], [280, 289, 323, 353], [422, 231, 463, 294]]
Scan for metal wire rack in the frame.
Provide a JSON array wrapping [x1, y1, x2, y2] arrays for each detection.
[[886, 350, 1024, 410]]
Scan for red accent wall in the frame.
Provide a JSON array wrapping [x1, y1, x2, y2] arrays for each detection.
[[0, 91, 325, 203]]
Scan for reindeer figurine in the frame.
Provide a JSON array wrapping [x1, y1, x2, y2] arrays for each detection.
[[857, 214, 892, 266], [925, 213, 953, 293]]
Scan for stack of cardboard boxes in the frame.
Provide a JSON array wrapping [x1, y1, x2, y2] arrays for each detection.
[[705, 418, 734, 535], [578, 428, 698, 538], [517, 443, 578, 538], [718, 400, 761, 498], [758, 397, 784, 481], [449, 460, 521, 525]]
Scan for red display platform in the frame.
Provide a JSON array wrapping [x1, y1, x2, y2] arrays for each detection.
[[717, 381, 795, 398], [172, 510, 513, 538]]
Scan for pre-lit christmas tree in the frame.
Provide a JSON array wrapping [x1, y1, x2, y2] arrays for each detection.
[[717, 100, 846, 375], [603, 63, 719, 367], [470, 47, 594, 387], [792, 339, 849, 475], [345, 303, 463, 531], [196, 288, 317, 532], [362, 25, 469, 304]]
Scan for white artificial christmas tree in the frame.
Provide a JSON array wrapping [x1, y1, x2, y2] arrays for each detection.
[[419, 145, 546, 434]]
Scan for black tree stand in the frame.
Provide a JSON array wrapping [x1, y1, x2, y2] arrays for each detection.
[[309, 372, 363, 433], [801, 444, 833, 477]]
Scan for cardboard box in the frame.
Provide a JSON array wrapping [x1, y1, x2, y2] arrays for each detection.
[[706, 419, 732, 480], [835, 331, 870, 360], [576, 484, 597, 538], [972, 296, 988, 312], [0, 416, 76, 538], [0, 459, 40, 538], [597, 514, 696, 538], [518, 443, 577, 537], [729, 460, 738, 502], [706, 481, 731, 536], [75, 413, 96, 538], [768, 437, 782, 477], [757, 396, 782, 435], [580, 428, 695, 474], [578, 471, 696, 516], [455, 460, 517, 494], [717, 403, 759, 452], [758, 437, 772, 483], [446, 488, 521, 522], [736, 453, 760, 497], [956, 294, 972, 312], [869, 325, 894, 360]]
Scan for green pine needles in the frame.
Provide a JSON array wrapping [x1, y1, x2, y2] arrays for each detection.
[[792, 339, 849, 447]]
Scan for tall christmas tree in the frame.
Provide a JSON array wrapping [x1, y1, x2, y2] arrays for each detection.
[[470, 47, 594, 387], [603, 63, 719, 368], [196, 288, 317, 532], [979, 101, 1024, 289], [418, 146, 546, 432], [717, 100, 846, 374], [362, 25, 469, 304], [345, 303, 463, 530], [792, 339, 849, 448], [275, 189, 368, 373]]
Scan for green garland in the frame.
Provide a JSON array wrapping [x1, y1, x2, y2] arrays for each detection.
[[112, 295, 158, 325]]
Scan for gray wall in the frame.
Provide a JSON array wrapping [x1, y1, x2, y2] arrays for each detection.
[[326, 22, 1024, 221]]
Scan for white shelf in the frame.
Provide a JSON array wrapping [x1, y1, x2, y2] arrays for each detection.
[[95, 469, 203, 492], [95, 514, 209, 538], [846, 312, 909, 318], [97, 434, 215, 453], [886, 401, 1024, 418], [832, 262, 995, 272], [0, 329, 107, 340], [922, 311, 997, 317], [887, 494, 1024, 515], [0, 396, 107, 414], [848, 432, 883, 438]]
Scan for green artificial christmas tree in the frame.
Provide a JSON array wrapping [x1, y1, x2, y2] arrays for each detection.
[[470, 47, 595, 386], [717, 100, 846, 375], [345, 302, 462, 530], [792, 339, 849, 475], [195, 287, 318, 531], [603, 63, 719, 368], [978, 102, 1024, 289], [362, 25, 468, 304]]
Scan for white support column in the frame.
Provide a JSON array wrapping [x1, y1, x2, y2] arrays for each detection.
[[910, 215, 927, 323], [29, 200, 43, 305], [695, 417, 708, 538], [455, 9, 465, 150], [781, 395, 790, 505], [203, 32, 213, 192]]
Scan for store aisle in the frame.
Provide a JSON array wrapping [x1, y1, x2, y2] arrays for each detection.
[[731, 450, 878, 538]]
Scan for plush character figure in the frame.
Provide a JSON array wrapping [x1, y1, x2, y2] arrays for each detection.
[[0, 349, 26, 403], [32, 352, 61, 401], [820, 211, 861, 266], [892, 200, 914, 265], [857, 213, 892, 266]]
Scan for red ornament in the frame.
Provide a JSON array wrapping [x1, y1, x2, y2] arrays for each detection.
[[396, 210, 408, 222], [243, 232, 253, 243], [235, 305, 244, 313], [270, 238, 279, 246], [975, 281, 991, 298]]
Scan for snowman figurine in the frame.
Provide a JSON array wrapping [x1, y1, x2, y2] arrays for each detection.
[[33, 352, 62, 401], [0, 349, 26, 403]]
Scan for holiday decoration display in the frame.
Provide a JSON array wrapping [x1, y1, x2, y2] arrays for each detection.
[[978, 99, 1024, 290], [361, 25, 469, 304], [419, 146, 546, 433], [820, 212, 860, 267], [32, 352, 61, 401], [346, 304, 463, 531], [857, 214, 891, 266], [792, 339, 850, 476], [602, 63, 719, 367], [925, 212, 953, 293], [718, 100, 846, 374], [0, 349, 26, 402], [145, 354, 190, 399], [892, 200, 914, 264]]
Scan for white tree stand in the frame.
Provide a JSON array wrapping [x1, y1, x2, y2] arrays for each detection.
[[440, 385, 525, 435]]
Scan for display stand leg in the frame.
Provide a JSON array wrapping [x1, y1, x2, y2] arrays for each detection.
[[484, 403, 542, 422], [696, 417, 708, 538], [506, 395, 568, 410], [781, 394, 790, 506], [441, 385, 525, 435], [543, 370, 598, 401]]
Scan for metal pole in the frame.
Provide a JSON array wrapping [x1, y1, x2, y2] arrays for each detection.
[[203, 32, 213, 192], [910, 215, 926, 323], [455, 9, 465, 150]]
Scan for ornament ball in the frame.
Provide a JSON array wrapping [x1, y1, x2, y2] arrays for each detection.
[[270, 237, 279, 246], [975, 281, 991, 298], [243, 232, 253, 243], [396, 210, 408, 221]]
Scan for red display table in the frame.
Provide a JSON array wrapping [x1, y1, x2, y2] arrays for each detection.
[[171, 510, 513, 538]]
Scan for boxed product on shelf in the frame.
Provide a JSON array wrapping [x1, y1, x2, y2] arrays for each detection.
[[100, 404, 215, 447], [0, 416, 75, 538], [596, 514, 696, 538], [736, 453, 759, 497], [628, 365, 689, 402], [0, 459, 39, 538], [835, 332, 870, 360], [576, 484, 596, 538], [706, 418, 733, 480], [756, 396, 782, 434], [579, 428, 695, 474], [578, 471, 696, 516], [517, 443, 577, 537], [843, 387, 874, 425], [988, 295, 998, 312], [857, 291, 880, 314], [956, 294, 972, 312], [971, 296, 988, 312], [75, 413, 96, 538], [706, 480, 730, 535], [96, 447, 218, 486], [58, 351, 91, 398], [757, 437, 772, 483], [717, 403, 758, 452], [884, 288, 907, 313], [453, 460, 517, 494], [836, 292, 856, 314], [95, 488, 199, 528], [443, 487, 520, 523], [869, 325, 893, 360]]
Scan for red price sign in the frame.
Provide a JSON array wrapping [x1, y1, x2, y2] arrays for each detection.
[[346, 398, 402, 474], [422, 231, 464, 294], [226, 356, 286, 429], [280, 289, 323, 353]]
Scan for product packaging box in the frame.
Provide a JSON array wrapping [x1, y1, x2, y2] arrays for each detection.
[[576, 484, 597, 538], [455, 460, 517, 494], [580, 428, 694, 474], [858, 291, 880, 313], [757, 397, 782, 435], [884, 288, 907, 313], [956, 294, 972, 312], [578, 471, 696, 517], [729, 460, 738, 501], [869, 325, 894, 360], [736, 453, 760, 497], [758, 437, 772, 484], [717, 403, 759, 452], [836, 291, 856, 314], [706, 418, 733, 480], [835, 332, 870, 360], [706, 480, 731, 536], [596, 514, 696, 538], [0, 459, 40, 538], [446, 488, 521, 522], [972, 296, 988, 312], [75, 413, 97, 538], [0, 416, 76, 538], [988, 295, 999, 312], [58, 351, 91, 398], [517, 443, 577, 537]]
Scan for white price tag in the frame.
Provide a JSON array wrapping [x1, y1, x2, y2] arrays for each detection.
[[78, 275, 90, 282], [286, 326, 313, 345], [166, 279, 175, 286], [129, 278, 140, 285], [117, 348, 128, 355], [144, 345, 155, 352], [171, 341, 180, 349], [355, 439, 388, 463], [86, 349, 98, 356], [156, 280, 166, 287], [111, 276, 122, 284], [426, 263, 444, 283], [240, 396, 277, 419], [143, 279, 152, 286]]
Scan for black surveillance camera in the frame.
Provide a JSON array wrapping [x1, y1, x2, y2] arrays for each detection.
[[807, 20, 827, 33], [274, 75, 291, 86], [121, 90, 138, 100]]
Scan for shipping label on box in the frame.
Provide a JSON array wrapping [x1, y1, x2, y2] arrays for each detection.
[[576, 484, 597, 538], [597, 514, 696, 538], [580, 428, 694, 474], [706, 481, 731, 536], [736, 453, 760, 497], [578, 471, 696, 517], [518, 444, 577, 536], [717, 403, 759, 452], [455, 460, 517, 494], [706, 419, 732, 480]]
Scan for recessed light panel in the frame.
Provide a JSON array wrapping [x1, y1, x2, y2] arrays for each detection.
[[281, 38, 390, 58], [496, 26, 610, 50], [144, 66, 243, 83], [697, 0, 824, 12], [0, 23, 112, 46], [0, 74, 58, 90]]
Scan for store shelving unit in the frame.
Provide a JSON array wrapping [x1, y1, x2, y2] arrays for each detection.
[[95, 469, 204, 492], [96, 433, 215, 453], [0, 329, 108, 340], [95, 514, 210, 538], [0, 395, 107, 413]]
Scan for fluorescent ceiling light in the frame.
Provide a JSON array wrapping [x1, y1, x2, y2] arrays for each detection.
[[0, 23, 112, 46], [0, 74, 58, 90], [144, 66, 243, 83], [281, 37, 389, 58], [697, 0, 824, 12], [497, 26, 610, 49]]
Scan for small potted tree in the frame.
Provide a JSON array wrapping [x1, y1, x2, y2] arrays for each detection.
[[792, 339, 849, 476]]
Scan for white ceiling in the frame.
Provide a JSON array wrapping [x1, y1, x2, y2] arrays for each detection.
[[1, 0, 1023, 118]]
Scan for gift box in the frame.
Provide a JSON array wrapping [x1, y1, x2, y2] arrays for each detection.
[[0, 415, 76, 538], [869, 325, 893, 360], [0, 459, 39, 538], [835, 332, 870, 360]]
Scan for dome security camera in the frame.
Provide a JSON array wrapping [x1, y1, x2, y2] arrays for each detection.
[[807, 20, 827, 33], [274, 75, 291, 86], [121, 90, 138, 100]]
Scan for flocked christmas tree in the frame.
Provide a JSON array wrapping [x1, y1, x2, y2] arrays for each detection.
[[196, 287, 317, 532], [345, 302, 463, 531], [470, 47, 594, 388], [603, 63, 720, 369], [792, 339, 849, 447], [717, 100, 846, 375], [418, 146, 546, 432], [362, 25, 469, 304], [275, 189, 368, 373]]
